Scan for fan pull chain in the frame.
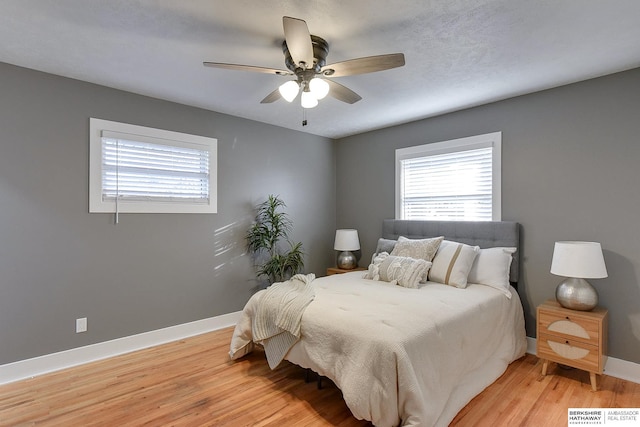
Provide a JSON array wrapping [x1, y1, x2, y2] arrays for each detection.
[[302, 108, 308, 126]]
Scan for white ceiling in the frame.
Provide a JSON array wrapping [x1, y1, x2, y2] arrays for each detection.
[[1, 1, 639, 139]]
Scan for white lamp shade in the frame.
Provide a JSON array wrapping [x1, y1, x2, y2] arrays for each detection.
[[334, 229, 360, 251], [550, 241, 608, 279], [309, 77, 330, 100], [278, 80, 299, 102], [300, 90, 318, 108]]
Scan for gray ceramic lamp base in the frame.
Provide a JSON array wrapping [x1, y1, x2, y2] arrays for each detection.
[[337, 251, 357, 270], [555, 277, 598, 311]]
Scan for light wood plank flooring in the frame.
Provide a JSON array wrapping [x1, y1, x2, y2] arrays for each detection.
[[0, 327, 638, 426]]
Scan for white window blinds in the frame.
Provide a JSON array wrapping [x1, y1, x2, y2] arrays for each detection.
[[396, 132, 501, 221], [101, 132, 210, 204], [89, 118, 217, 215], [400, 147, 493, 220]]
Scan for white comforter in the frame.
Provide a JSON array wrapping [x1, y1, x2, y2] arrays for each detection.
[[230, 271, 527, 427]]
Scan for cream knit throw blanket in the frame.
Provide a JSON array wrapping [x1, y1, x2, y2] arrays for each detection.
[[252, 273, 316, 369]]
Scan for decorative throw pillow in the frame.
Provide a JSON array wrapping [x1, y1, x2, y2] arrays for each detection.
[[363, 252, 431, 289], [390, 236, 444, 262], [370, 238, 398, 264], [375, 238, 397, 255], [363, 252, 388, 281], [467, 247, 517, 298], [428, 240, 480, 288]]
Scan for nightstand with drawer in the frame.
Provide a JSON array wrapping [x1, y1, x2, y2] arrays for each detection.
[[536, 300, 608, 391]]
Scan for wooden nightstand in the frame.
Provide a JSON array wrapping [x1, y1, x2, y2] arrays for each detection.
[[326, 267, 366, 276], [536, 299, 608, 391]]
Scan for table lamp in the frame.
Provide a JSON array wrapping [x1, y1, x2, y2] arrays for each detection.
[[550, 241, 608, 311], [334, 229, 360, 270]]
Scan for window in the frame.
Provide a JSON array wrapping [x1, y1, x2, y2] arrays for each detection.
[[395, 132, 501, 221], [89, 118, 217, 214]]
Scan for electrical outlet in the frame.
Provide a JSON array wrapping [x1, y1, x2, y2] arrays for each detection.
[[76, 317, 87, 333]]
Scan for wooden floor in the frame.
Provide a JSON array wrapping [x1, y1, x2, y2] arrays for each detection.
[[1, 328, 638, 427]]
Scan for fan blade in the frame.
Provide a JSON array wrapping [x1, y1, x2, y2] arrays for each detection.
[[326, 79, 362, 104], [260, 88, 282, 104], [203, 62, 291, 76], [322, 53, 405, 77], [283, 16, 314, 68]]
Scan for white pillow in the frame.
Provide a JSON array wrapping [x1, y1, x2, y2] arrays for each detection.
[[363, 252, 431, 289], [467, 247, 517, 298], [363, 252, 390, 281], [390, 236, 444, 262], [428, 240, 480, 288]]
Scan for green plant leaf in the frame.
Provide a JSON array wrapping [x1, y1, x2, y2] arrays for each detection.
[[246, 195, 305, 284]]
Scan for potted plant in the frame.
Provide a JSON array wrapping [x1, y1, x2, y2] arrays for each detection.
[[246, 194, 305, 286]]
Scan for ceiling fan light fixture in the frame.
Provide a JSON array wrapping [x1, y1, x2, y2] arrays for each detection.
[[278, 80, 300, 102], [301, 90, 318, 108], [204, 17, 405, 112], [309, 77, 330, 100]]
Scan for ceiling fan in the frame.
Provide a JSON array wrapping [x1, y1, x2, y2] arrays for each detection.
[[204, 16, 405, 109]]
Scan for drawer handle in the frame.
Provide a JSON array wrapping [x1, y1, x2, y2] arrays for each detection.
[[565, 316, 570, 320], [565, 340, 570, 344]]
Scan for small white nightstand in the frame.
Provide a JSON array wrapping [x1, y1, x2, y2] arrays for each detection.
[[536, 299, 608, 391]]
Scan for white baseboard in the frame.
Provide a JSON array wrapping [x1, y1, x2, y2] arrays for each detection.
[[525, 337, 640, 385], [0, 311, 242, 386]]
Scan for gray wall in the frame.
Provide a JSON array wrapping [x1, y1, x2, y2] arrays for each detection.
[[3, 59, 639, 367], [335, 68, 640, 364], [0, 62, 336, 365]]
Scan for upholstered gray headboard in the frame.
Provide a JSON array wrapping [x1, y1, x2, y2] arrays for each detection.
[[382, 219, 521, 284]]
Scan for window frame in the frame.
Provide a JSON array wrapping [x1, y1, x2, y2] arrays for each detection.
[[395, 132, 502, 221], [89, 118, 217, 214]]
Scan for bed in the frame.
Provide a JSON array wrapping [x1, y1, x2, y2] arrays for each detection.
[[230, 219, 527, 427]]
